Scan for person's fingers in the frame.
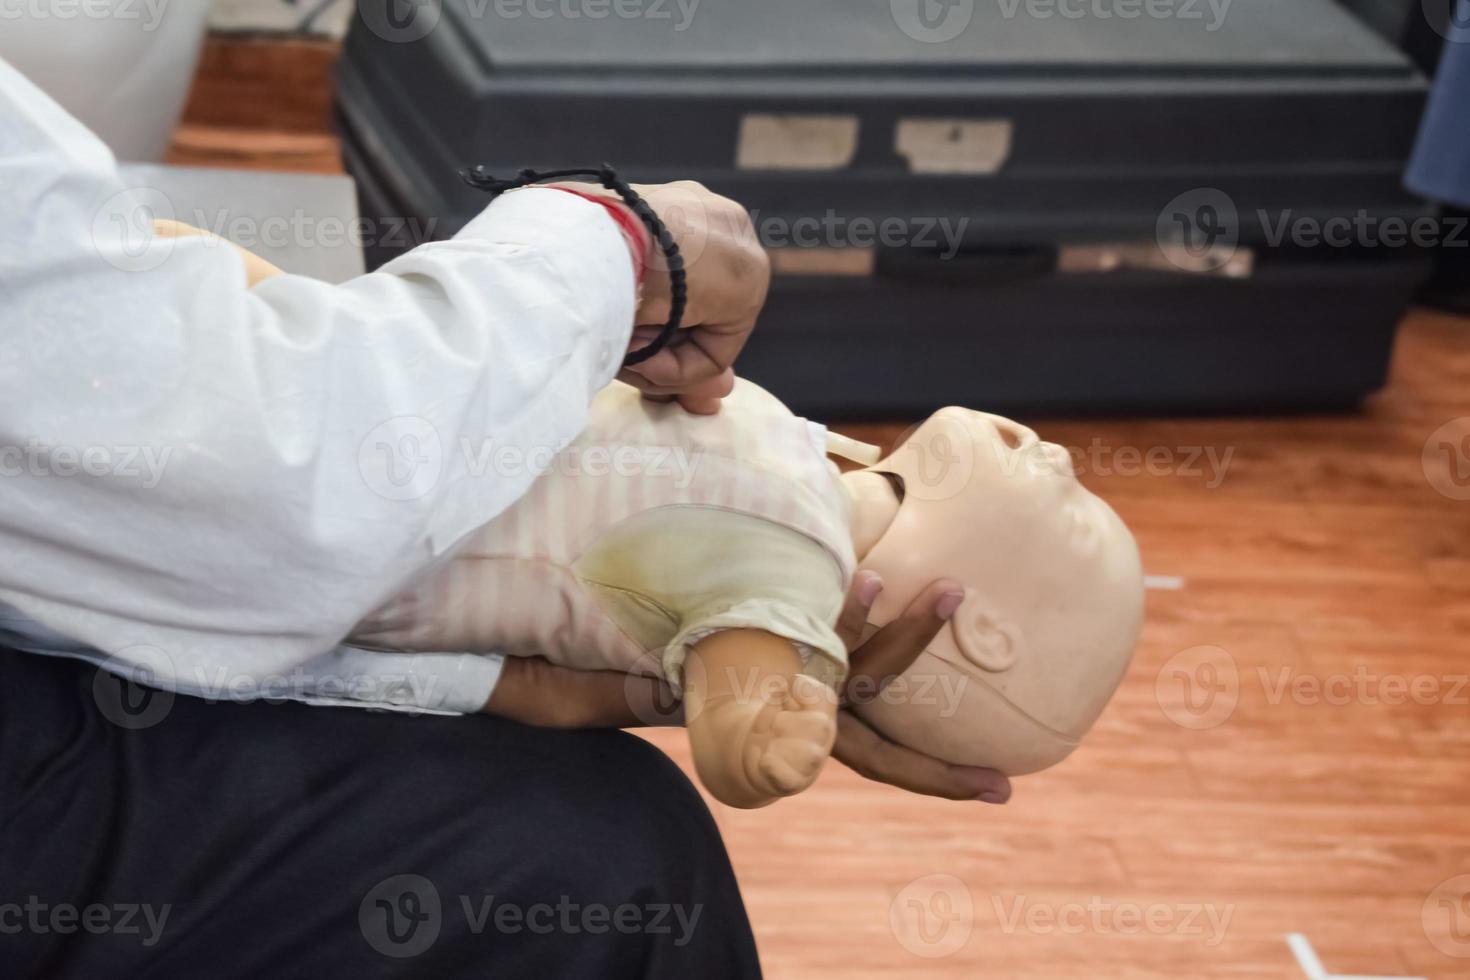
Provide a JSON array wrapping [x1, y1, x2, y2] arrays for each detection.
[[843, 579, 965, 703], [832, 710, 1012, 803], [622, 321, 749, 394], [616, 366, 734, 414], [674, 368, 735, 415], [614, 362, 690, 400], [619, 344, 712, 394], [676, 393, 721, 416], [835, 570, 885, 651], [625, 323, 666, 349]]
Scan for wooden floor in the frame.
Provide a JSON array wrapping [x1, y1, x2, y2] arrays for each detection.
[[173, 41, 1470, 978]]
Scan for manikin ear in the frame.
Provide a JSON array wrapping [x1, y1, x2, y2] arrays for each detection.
[[948, 590, 1021, 673]]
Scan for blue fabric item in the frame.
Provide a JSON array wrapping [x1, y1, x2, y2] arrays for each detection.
[[1407, 4, 1470, 207]]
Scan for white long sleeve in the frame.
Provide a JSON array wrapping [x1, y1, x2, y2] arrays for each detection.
[[0, 57, 635, 710]]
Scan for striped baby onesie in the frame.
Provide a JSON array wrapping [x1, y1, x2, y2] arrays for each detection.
[[352, 379, 857, 692]]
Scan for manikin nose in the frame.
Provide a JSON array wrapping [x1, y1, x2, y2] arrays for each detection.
[[992, 419, 1039, 450], [1037, 441, 1075, 476]]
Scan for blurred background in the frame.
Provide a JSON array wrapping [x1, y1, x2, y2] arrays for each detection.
[[4, 1, 1467, 977]]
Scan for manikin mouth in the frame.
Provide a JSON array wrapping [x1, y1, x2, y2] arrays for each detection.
[[877, 470, 906, 502]]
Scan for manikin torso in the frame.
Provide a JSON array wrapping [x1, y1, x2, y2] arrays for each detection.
[[352, 379, 857, 685]]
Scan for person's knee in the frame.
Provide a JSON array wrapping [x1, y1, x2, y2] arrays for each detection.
[[373, 718, 727, 903], [387, 725, 756, 975], [497, 728, 728, 902]]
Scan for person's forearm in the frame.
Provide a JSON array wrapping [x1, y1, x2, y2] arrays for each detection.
[[480, 655, 684, 728]]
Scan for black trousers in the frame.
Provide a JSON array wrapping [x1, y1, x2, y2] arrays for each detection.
[[0, 647, 761, 979]]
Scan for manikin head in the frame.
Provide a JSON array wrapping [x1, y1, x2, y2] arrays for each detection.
[[839, 409, 1144, 776]]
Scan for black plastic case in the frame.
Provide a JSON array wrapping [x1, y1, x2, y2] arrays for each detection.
[[337, 0, 1431, 416]]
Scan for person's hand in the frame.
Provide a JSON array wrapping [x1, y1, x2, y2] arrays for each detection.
[[830, 573, 1014, 804], [551, 180, 770, 415]]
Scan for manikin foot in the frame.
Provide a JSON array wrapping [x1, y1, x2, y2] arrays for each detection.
[[687, 673, 837, 809]]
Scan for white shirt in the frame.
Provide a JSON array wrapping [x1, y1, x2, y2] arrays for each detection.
[[0, 57, 637, 714]]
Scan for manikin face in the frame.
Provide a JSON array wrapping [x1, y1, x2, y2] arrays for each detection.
[[840, 409, 1144, 775]]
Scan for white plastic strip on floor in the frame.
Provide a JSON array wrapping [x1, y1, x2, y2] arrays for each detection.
[[1285, 933, 1423, 980]]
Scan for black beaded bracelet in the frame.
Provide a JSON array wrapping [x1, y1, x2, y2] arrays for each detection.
[[460, 163, 687, 368]]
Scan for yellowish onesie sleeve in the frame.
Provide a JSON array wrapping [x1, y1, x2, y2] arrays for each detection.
[[575, 506, 850, 694], [667, 593, 848, 693]]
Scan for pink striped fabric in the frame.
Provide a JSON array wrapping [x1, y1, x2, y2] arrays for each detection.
[[353, 380, 855, 678]]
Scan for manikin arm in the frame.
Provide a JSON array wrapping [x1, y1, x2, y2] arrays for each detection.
[[481, 630, 838, 809], [682, 629, 838, 809]]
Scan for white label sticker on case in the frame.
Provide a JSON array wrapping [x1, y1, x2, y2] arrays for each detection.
[[736, 114, 860, 171], [895, 118, 1013, 175]]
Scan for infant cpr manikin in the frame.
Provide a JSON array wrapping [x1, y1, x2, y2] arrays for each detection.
[[351, 379, 1144, 805]]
